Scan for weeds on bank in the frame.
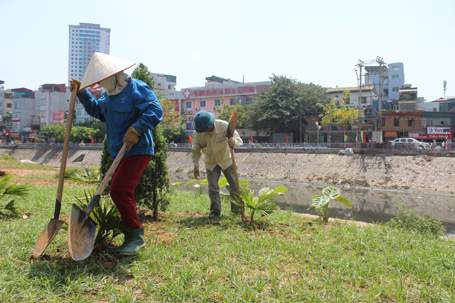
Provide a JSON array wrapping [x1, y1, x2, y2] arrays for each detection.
[[387, 208, 446, 237]]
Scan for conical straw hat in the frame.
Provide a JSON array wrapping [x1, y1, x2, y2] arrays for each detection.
[[80, 52, 135, 89]]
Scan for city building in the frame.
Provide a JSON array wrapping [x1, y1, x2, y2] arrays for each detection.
[[382, 111, 423, 140], [181, 76, 271, 132], [69, 23, 110, 124], [415, 112, 455, 141], [68, 23, 110, 81], [152, 73, 177, 93], [325, 85, 377, 109], [0, 80, 4, 115], [387, 63, 405, 101], [417, 101, 439, 112], [36, 84, 70, 126], [364, 62, 405, 102], [382, 110, 455, 141], [397, 84, 418, 111], [3, 90, 13, 118], [8, 88, 39, 133], [431, 97, 455, 112]]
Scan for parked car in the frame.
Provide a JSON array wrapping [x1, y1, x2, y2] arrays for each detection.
[[389, 137, 430, 150]]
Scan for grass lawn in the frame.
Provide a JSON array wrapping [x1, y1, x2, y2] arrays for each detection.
[[1, 159, 455, 302]]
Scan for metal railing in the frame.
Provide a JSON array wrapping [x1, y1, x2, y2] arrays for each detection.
[[1, 142, 454, 156]]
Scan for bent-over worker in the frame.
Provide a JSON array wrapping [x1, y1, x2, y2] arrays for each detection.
[[192, 111, 243, 222]]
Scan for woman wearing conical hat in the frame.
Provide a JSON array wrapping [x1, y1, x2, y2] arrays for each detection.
[[72, 52, 163, 255]]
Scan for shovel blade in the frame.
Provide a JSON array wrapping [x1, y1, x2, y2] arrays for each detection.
[[31, 219, 64, 258], [68, 204, 97, 261]]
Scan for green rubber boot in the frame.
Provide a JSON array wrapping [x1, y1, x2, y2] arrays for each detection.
[[109, 227, 145, 256]]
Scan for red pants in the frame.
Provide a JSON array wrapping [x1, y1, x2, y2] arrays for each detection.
[[110, 155, 151, 228]]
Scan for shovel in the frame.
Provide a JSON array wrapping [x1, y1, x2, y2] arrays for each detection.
[[31, 81, 80, 258], [226, 112, 246, 222], [68, 143, 127, 261]]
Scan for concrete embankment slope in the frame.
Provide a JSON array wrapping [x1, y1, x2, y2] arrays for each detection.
[[1, 145, 453, 194]]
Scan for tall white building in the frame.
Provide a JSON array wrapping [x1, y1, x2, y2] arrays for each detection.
[[69, 22, 110, 123], [68, 23, 110, 81]]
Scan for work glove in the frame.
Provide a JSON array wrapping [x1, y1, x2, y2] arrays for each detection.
[[123, 127, 140, 151], [228, 137, 236, 149], [193, 166, 200, 179], [70, 79, 81, 92]]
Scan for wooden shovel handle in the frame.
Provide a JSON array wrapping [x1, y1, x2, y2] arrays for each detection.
[[54, 81, 79, 219], [95, 143, 127, 196]]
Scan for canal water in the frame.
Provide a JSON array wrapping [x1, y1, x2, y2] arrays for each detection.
[[250, 179, 455, 233]]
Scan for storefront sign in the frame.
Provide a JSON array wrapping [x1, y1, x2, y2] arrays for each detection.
[[427, 127, 451, 134]]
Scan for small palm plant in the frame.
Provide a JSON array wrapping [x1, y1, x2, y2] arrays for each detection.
[[0, 175, 29, 218], [75, 191, 122, 247], [311, 186, 352, 224], [63, 167, 100, 183]]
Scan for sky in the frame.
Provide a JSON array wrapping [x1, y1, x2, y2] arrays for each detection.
[[0, 0, 454, 100]]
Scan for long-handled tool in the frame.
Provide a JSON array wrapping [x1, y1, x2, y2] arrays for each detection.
[[226, 112, 246, 222], [31, 81, 80, 258], [68, 143, 127, 261]]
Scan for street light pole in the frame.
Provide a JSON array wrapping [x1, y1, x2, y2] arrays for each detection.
[[315, 121, 321, 145]]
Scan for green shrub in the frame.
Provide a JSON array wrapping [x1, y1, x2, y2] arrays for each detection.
[[387, 209, 445, 237], [311, 186, 352, 224]]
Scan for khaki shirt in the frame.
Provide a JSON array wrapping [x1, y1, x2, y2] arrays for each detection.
[[192, 119, 243, 171]]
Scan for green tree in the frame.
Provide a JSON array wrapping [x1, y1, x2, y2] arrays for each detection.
[[321, 100, 360, 128], [132, 63, 155, 88], [100, 63, 170, 220], [1, 113, 12, 129], [76, 120, 106, 142], [252, 75, 327, 141], [161, 99, 186, 143], [218, 104, 251, 129]]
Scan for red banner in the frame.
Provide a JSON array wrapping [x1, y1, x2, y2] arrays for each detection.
[[52, 112, 65, 123]]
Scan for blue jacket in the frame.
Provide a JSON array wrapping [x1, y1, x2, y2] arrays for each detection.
[[77, 79, 163, 157]]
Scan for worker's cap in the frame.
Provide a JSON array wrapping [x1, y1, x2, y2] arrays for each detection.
[[80, 52, 135, 89], [194, 111, 215, 132]]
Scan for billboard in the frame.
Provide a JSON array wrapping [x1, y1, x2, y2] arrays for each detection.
[[52, 112, 65, 124], [427, 127, 451, 134]]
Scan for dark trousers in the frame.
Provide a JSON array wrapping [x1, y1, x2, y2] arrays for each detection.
[[206, 165, 240, 217]]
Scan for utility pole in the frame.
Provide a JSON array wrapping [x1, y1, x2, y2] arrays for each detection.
[[356, 59, 364, 107], [443, 80, 447, 98], [376, 56, 386, 131], [299, 100, 303, 143], [355, 59, 365, 147]]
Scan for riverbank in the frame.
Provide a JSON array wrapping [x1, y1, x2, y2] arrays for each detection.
[[1, 146, 454, 194]]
